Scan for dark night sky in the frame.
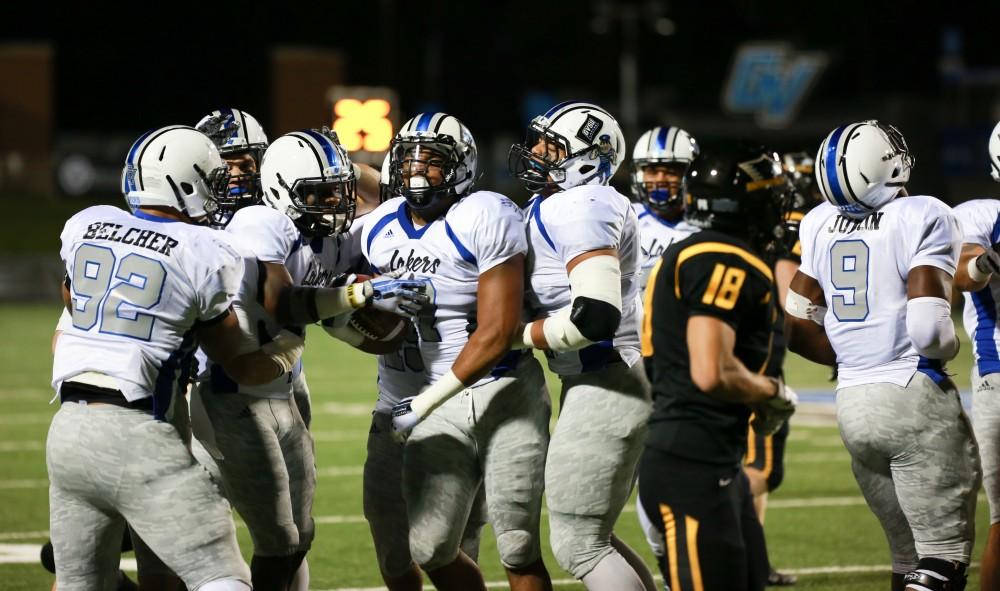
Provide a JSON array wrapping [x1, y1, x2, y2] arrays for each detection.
[[4, 1, 999, 137]]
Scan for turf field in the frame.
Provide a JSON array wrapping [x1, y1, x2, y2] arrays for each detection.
[[0, 303, 987, 590]]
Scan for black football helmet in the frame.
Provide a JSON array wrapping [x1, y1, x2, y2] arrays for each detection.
[[683, 142, 792, 255]]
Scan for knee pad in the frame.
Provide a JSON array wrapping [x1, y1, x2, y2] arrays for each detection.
[[550, 523, 611, 579], [196, 577, 252, 591], [903, 558, 967, 591], [411, 538, 460, 573], [40, 540, 55, 573], [495, 529, 540, 570]]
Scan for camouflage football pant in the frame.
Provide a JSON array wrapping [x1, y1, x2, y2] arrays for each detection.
[[972, 368, 1000, 523], [46, 401, 249, 591], [837, 372, 980, 569], [403, 354, 551, 571], [364, 411, 487, 577], [546, 360, 652, 578]]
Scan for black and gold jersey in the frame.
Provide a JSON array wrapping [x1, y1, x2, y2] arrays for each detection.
[[642, 230, 784, 466]]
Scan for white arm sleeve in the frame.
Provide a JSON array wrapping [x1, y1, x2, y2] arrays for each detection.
[[531, 254, 623, 352], [906, 296, 959, 360]]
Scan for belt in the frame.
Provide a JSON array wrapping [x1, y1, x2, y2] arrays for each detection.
[[60, 381, 154, 413]]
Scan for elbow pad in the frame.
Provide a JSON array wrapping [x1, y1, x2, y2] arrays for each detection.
[[906, 297, 959, 360], [541, 255, 623, 353]]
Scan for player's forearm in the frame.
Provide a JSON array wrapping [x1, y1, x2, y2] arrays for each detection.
[[222, 352, 284, 386], [708, 358, 778, 405], [785, 316, 837, 366], [955, 247, 990, 292], [452, 324, 515, 385]]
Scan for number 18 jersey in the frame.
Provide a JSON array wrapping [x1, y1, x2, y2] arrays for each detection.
[[797, 196, 961, 389]]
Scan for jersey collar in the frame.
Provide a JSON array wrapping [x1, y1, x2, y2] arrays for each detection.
[[133, 209, 182, 223]]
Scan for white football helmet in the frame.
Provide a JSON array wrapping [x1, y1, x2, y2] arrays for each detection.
[[388, 112, 477, 213], [195, 108, 269, 161], [509, 101, 625, 193], [989, 120, 1000, 182], [260, 128, 357, 237], [378, 152, 392, 203], [630, 125, 699, 211], [120, 125, 227, 220], [815, 120, 913, 219]]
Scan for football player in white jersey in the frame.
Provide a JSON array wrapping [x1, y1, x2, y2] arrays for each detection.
[[951, 120, 1000, 591], [786, 121, 980, 591], [195, 108, 269, 227], [338, 158, 488, 591], [193, 128, 426, 591], [505, 101, 656, 591], [47, 126, 310, 591], [374, 112, 553, 591], [630, 125, 701, 291]]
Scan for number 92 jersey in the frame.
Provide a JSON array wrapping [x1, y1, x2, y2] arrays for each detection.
[[53, 205, 244, 410], [641, 230, 781, 465], [362, 193, 527, 385], [797, 196, 961, 389]]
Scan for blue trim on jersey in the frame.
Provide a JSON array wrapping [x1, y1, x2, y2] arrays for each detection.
[[289, 235, 305, 256], [302, 129, 339, 168], [490, 350, 527, 378], [655, 127, 668, 152], [309, 236, 325, 253], [530, 200, 556, 251], [415, 113, 433, 132], [397, 201, 432, 239], [916, 356, 947, 385], [579, 340, 615, 372], [132, 210, 181, 223], [444, 221, 476, 265], [991, 215, 1000, 244], [543, 101, 576, 119], [210, 363, 240, 394], [972, 287, 1000, 376], [366, 209, 398, 255], [152, 330, 195, 421], [824, 126, 849, 207], [641, 204, 680, 228]]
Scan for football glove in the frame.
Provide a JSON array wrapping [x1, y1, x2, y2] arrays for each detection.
[[751, 379, 798, 436], [974, 245, 1000, 278], [391, 397, 422, 441], [369, 276, 433, 320]]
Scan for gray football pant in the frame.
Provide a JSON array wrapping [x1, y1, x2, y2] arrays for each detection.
[[293, 368, 312, 429], [972, 368, 1000, 524], [547, 361, 652, 579], [404, 354, 551, 571], [197, 384, 317, 557], [46, 402, 249, 591], [837, 372, 980, 569], [364, 411, 487, 578]]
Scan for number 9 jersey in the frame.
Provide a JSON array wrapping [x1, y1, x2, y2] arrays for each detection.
[[53, 205, 244, 414], [797, 196, 961, 389]]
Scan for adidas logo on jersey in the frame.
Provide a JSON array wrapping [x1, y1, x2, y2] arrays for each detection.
[[384, 229, 394, 238]]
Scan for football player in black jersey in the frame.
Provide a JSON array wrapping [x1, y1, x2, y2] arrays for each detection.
[[638, 142, 797, 591], [740, 151, 825, 587]]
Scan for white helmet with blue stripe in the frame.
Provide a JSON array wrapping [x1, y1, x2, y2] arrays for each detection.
[[815, 120, 913, 219], [195, 108, 268, 161], [630, 125, 699, 211], [260, 128, 357, 237], [508, 101, 625, 193], [989, 120, 1000, 182], [388, 112, 477, 213], [120, 125, 228, 220]]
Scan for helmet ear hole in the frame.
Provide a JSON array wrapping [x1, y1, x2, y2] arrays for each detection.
[[891, 168, 900, 178], [180, 182, 194, 194], [578, 165, 595, 174]]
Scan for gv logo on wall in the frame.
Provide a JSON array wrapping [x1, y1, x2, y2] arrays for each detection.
[[723, 43, 829, 128]]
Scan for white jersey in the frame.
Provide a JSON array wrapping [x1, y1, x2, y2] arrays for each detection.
[[375, 325, 426, 413], [362, 193, 527, 385], [632, 202, 700, 291], [798, 196, 961, 389], [525, 185, 642, 376], [204, 205, 364, 398], [53, 205, 243, 418], [955, 199, 1000, 377]]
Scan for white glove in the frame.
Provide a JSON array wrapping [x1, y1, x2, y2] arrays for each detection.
[[751, 379, 798, 436], [368, 276, 433, 319], [975, 246, 1000, 277], [391, 397, 422, 441], [260, 329, 305, 375]]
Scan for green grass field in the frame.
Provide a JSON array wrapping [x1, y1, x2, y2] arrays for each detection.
[[0, 303, 987, 590]]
